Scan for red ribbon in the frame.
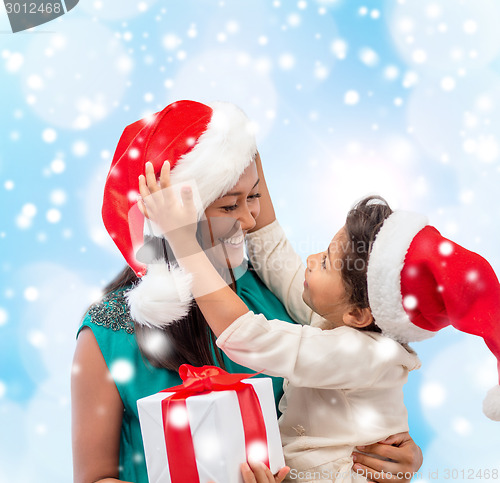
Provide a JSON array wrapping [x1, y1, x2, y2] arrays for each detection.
[[161, 364, 270, 483]]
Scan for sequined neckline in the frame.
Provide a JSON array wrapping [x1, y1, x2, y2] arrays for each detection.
[[87, 290, 135, 334]]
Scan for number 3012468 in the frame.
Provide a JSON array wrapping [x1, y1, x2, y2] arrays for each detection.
[[5, 2, 62, 14]]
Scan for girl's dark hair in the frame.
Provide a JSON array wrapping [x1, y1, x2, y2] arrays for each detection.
[[103, 236, 226, 372], [340, 195, 393, 332]]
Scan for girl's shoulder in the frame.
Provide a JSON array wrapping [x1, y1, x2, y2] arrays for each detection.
[[82, 289, 135, 335]]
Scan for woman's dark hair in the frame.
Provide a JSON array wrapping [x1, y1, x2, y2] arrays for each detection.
[[103, 235, 227, 372], [340, 195, 393, 332]]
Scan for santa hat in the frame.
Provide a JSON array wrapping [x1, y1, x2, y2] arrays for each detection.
[[367, 211, 500, 421], [102, 100, 257, 328]]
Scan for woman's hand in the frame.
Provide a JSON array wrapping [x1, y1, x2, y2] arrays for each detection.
[[138, 160, 198, 252], [352, 432, 423, 482]]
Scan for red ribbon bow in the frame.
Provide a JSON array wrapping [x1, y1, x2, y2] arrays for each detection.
[[161, 364, 270, 482]]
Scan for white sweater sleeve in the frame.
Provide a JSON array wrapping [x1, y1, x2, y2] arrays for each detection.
[[245, 221, 324, 326], [217, 311, 420, 390]]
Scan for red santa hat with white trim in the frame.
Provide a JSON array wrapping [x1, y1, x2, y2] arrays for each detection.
[[102, 100, 257, 328], [367, 211, 500, 421]]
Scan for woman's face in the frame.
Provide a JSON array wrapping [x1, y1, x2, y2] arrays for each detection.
[[201, 160, 261, 268]]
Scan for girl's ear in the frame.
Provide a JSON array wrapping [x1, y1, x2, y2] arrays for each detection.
[[342, 307, 373, 328]]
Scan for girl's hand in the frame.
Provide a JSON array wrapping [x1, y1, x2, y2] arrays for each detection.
[[207, 463, 289, 483], [138, 160, 198, 248], [241, 461, 290, 483], [352, 432, 423, 482]]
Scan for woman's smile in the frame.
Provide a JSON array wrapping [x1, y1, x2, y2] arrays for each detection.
[[219, 232, 245, 247]]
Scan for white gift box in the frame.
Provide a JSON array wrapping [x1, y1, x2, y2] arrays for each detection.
[[137, 377, 285, 483]]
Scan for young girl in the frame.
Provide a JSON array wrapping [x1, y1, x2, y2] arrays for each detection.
[[140, 158, 500, 481], [138, 163, 420, 483]]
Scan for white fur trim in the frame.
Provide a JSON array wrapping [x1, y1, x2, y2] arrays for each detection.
[[483, 385, 500, 421], [170, 101, 257, 212], [367, 211, 436, 343], [126, 262, 193, 327]]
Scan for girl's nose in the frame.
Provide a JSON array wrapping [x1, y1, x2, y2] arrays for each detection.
[[307, 253, 323, 270]]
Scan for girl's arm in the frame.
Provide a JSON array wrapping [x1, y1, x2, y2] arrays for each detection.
[[71, 328, 132, 483], [215, 314, 418, 389]]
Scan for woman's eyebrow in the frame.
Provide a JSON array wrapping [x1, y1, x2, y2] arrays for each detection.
[[223, 178, 260, 197]]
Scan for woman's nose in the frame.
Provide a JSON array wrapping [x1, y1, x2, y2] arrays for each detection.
[[238, 205, 256, 232]]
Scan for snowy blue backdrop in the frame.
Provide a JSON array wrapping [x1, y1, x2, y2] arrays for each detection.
[[1, 0, 499, 481]]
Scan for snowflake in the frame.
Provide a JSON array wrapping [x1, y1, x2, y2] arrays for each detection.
[[42, 128, 57, 143], [46, 209, 62, 224], [359, 48, 379, 67], [412, 49, 427, 64], [439, 241, 453, 256], [246, 441, 269, 463], [50, 189, 67, 206], [420, 382, 446, 408], [463, 20, 477, 35], [168, 404, 189, 428], [5, 52, 24, 72], [344, 90, 360, 105], [110, 359, 135, 383], [163, 34, 182, 51], [195, 434, 222, 461], [441, 76, 456, 92], [22, 203, 37, 218], [72, 141, 89, 157], [331, 39, 347, 59], [0, 308, 7, 326], [279, 53, 295, 70], [28, 329, 46, 347], [403, 294, 418, 310], [384, 65, 399, 80], [452, 417, 472, 435], [466, 270, 479, 283]]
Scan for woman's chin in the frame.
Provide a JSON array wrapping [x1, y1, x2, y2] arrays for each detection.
[[210, 243, 245, 270], [222, 243, 245, 268]]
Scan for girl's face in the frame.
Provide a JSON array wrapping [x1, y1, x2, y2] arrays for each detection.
[[202, 160, 261, 268], [303, 227, 352, 327]]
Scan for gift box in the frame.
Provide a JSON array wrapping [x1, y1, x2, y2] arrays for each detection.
[[137, 364, 285, 483]]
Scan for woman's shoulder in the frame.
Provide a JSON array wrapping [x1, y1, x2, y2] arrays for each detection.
[[81, 289, 135, 335]]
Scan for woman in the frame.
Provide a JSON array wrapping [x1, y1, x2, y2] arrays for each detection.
[[72, 100, 423, 483]]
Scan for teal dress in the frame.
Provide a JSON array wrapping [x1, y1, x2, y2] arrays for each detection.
[[78, 266, 298, 483]]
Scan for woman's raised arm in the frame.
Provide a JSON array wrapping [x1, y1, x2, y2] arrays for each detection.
[[71, 327, 131, 483], [250, 152, 276, 232]]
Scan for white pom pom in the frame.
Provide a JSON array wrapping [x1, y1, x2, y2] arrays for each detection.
[[126, 262, 193, 328], [483, 385, 500, 421]]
